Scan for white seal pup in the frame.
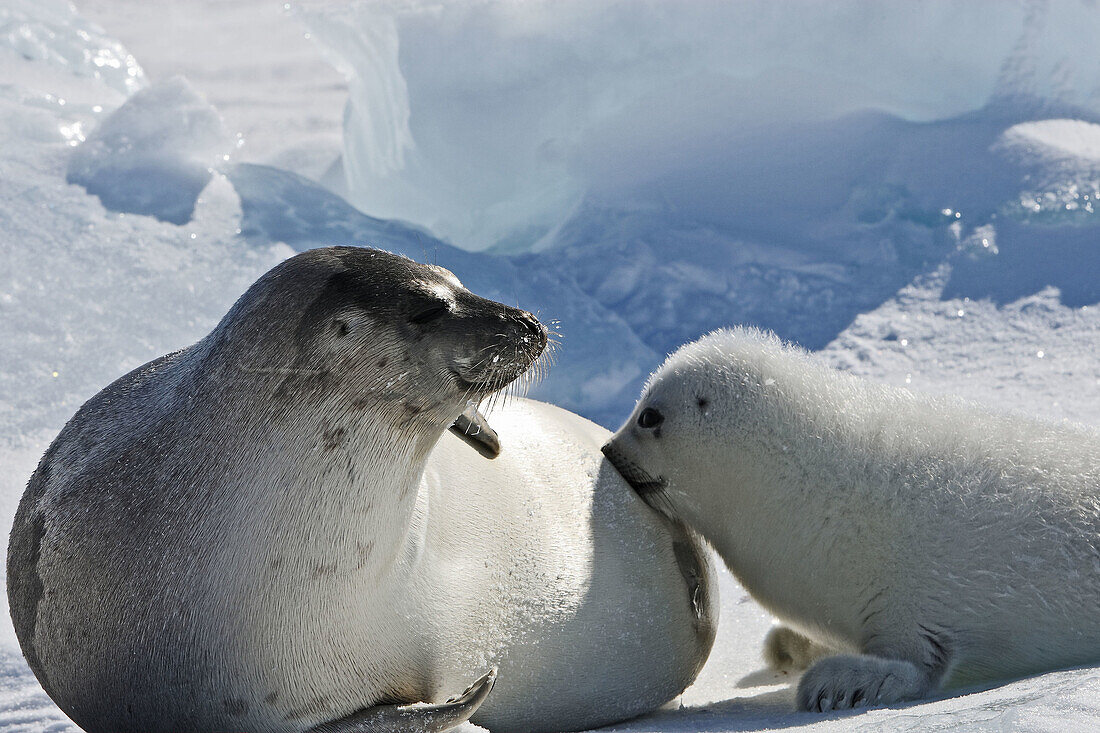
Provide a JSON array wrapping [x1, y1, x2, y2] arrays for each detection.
[[8, 246, 716, 733], [602, 326, 1100, 713]]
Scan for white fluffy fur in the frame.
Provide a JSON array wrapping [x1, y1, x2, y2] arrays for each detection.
[[605, 326, 1100, 712]]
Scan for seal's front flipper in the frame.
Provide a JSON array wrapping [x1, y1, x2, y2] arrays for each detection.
[[449, 405, 501, 459], [763, 625, 833, 672], [308, 668, 497, 733]]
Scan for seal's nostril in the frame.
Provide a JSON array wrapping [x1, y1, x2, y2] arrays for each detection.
[[516, 310, 547, 348], [600, 443, 613, 458]]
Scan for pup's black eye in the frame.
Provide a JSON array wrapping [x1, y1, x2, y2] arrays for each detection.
[[334, 319, 350, 337], [411, 302, 449, 324], [637, 407, 664, 429]]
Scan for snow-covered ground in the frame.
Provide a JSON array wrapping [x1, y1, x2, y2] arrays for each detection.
[[2, 1, 1099, 731]]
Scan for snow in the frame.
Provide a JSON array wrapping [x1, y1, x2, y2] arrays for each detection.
[[67, 76, 230, 223], [308, 0, 1100, 252], [0, 0, 143, 97], [1000, 119, 1100, 166], [2, 1, 1100, 731], [78, 0, 347, 180]]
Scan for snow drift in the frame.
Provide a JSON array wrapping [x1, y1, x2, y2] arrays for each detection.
[[67, 76, 230, 224], [305, 0, 1100, 360], [307, 0, 1100, 252]]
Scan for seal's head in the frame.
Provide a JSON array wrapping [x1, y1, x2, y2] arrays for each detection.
[[602, 327, 794, 524], [204, 246, 547, 434]]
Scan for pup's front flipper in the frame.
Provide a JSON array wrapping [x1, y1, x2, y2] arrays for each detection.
[[308, 668, 497, 733], [797, 655, 932, 712], [762, 626, 833, 672]]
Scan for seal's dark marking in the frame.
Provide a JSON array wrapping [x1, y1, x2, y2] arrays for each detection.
[[223, 698, 249, 717], [321, 426, 346, 452], [313, 561, 339, 577], [356, 541, 374, 569], [285, 696, 332, 722], [672, 532, 715, 638]]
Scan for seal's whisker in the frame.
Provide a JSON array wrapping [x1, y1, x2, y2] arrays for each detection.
[[238, 365, 329, 376], [464, 344, 504, 378], [466, 342, 502, 366], [482, 388, 507, 416], [652, 487, 678, 519]]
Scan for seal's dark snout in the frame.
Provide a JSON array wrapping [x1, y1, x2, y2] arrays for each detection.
[[515, 309, 547, 351], [601, 441, 631, 478], [601, 441, 669, 504]]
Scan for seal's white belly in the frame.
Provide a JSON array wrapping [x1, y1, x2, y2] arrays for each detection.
[[415, 398, 717, 732]]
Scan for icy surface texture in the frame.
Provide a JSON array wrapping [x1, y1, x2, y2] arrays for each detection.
[[3, 2, 1100, 732], [306, 0, 1100, 358], [66, 76, 230, 224], [311, 0, 1100, 251], [78, 0, 348, 179], [543, 107, 1100, 353], [0, 0, 143, 96]]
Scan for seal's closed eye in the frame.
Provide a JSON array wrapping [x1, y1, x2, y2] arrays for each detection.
[[412, 302, 449, 324]]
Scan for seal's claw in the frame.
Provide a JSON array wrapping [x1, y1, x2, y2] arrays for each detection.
[[308, 668, 497, 733], [448, 666, 498, 704]]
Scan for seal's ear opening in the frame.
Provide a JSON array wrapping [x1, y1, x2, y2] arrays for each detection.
[[450, 405, 501, 459]]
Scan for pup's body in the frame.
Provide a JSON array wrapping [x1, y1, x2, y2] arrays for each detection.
[[603, 327, 1100, 711]]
